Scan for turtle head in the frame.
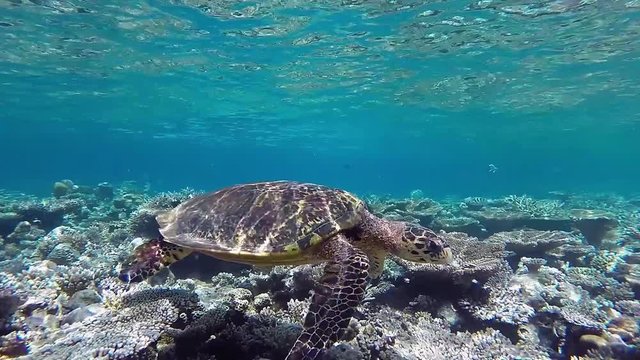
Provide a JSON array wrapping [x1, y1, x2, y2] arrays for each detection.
[[117, 239, 191, 283], [394, 224, 453, 264]]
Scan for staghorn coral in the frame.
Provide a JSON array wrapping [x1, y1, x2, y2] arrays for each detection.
[[222, 288, 253, 312], [364, 281, 396, 303], [282, 298, 310, 325], [209, 272, 241, 289], [193, 281, 256, 313], [283, 264, 324, 299], [242, 265, 291, 295], [205, 264, 324, 309]]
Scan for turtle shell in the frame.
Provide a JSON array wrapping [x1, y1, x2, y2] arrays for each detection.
[[155, 181, 365, 263]]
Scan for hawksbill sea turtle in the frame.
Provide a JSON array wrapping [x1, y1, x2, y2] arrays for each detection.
[[117, 180, 453, 359]]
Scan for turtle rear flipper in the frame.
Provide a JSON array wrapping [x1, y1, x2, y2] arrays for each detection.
[[286, 235, 370, 360]]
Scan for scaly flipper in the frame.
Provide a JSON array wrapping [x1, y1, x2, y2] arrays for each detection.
[[118, 238, 192, 283], [364, 247, 387, 279], [285, 234, 370, 360]]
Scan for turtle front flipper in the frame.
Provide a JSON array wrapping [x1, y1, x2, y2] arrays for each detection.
[[117, 239, 192, 283], [285, 235, 370, 360], [364, 247, 388, 279]]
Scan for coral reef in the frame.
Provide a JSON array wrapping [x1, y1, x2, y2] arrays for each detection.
[[487, 229, 581, 257], [28, 283, 202, 359], [0, 181, 638, 359]]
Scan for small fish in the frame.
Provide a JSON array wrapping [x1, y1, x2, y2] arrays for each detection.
[[488, 164, 498, 173]]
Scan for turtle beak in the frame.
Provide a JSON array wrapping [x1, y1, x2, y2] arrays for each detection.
[[439, 245, 454, 264], [116, 252, 149, 283], [117, 260, 144, 283], [428, 239, 453, 264], [118, 270, 133, 283]]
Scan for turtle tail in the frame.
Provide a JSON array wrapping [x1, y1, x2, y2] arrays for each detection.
[[117, 238, 192, 283], [285, 235, 370, 360]]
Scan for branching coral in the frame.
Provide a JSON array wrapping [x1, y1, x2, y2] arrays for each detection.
[[220, 314, 301, 359], [0, 181, 635, 360], [365, 307, 549, 360], [461, 261, 613, 333], [460, 267, 535, 325]]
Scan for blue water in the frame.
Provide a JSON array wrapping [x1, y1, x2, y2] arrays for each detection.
[[1, 0, 639, 198]]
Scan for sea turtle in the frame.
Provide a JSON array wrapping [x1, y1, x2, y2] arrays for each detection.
[[118, 180, 453, 359]]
